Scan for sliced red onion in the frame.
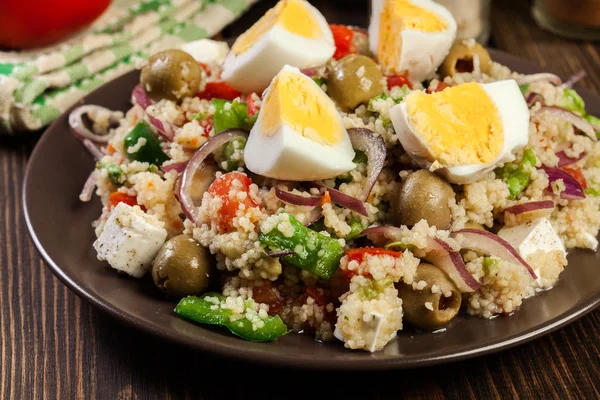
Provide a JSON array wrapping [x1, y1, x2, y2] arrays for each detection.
[[304, 207, 323, 227], [526, 92, 545, 107], [132, 85, 152, 109], [179, 129, 249, 224], [69, 105, 119, 144], [503, 200, 555, 221], [424, 238, 481, 293], [173, 174, 182, 201], [562, 70, 586, 89], [532, 106, 597, 141], [556, 150, 585, 167], [347, 128, 386, 201], [148, 114, 176, 141], [79, 170, 97, 202], [311, 183, 368, 216], [82, 139, 105, 160], [541, 166, 586, 200], [161, 160, 189, 173], [301, 67, 320, 77], [361, 226, 403, 246], [515, 73, 562, 86], [452, 229, 537, 279], [266, 250, 296, 258], [275, 187, 323, 207]]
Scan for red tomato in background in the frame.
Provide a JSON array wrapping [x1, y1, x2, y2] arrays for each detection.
[[329, 24, 356, 60], [0, 0, 111, 49], [386, 75, 413, 90], [196, 81, 241, 101]]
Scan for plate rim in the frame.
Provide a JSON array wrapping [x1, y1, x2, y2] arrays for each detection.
[[22, 49, 600, 370]]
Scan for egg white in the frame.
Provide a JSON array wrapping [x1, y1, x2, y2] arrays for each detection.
[[244, 66, 355, 181], [369, 0, 457, 84], [221, 2, 334, 94], [389, 80, 530, 184]]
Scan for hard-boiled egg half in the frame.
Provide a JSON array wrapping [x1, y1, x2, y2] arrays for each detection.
[[244, 65, 355, 181], [369, 0, 457, 84], [221, 0, 335, 94], [389, 80, 530, 184]]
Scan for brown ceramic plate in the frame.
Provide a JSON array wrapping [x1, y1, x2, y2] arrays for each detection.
[[24, 50, 600, 370]]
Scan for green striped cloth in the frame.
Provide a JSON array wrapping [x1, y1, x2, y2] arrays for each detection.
[[0, 0, 256, 134]]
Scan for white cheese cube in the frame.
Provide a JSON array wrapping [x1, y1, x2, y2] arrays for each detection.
[[93, 202, 167, 278], [334, 308, 400, 353], [498, 217, 566, 259], [179, 39, 229, 65]]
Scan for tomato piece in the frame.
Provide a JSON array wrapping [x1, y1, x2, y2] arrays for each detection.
[[109, 192, 139, 208], [562, 167, 587, 189], [428, 81, 449, 93], [329, 24, 356, 60], [196, 81, 241, 101], [346, 248, 403, 264], [246, 93, 259, 116], [198, 62, 211, 76], [252, 283, 283, 315], [207, 172, 258, 233], [306, 287, 330, 307], [386, 75, 413, 90]]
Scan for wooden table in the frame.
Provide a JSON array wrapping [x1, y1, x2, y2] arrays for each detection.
[[2, 1, 600, 398]]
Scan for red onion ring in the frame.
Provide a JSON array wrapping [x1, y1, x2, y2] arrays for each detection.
[[424, 237, 481, 292], [132, 85, 152, 109], [275, 187, 323, 207], [361, 225, 403, 246], [82, 139, 105, 161], [503, 200, 554, 222], [515, 73, 562, 86], [562, 70, 586, 89], [304, 207, 323, 227], [556, 150, 585, 167], [311, 183, 368, 216], [301, 67, 320, 77], [453, 229, 537, 279], [532, 106, 597, 141], [526, 92, 545, 107], [79, 170, 97, 202], [161, 160, 189, 173], [347, 128, 386, 201], [179, 129, 249, 224], [69, 105, 119, 144], [542, 166, 586, 200]]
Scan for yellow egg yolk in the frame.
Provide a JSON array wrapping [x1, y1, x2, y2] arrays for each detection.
[[405, 82, 503, 166], [260, 70, 342, 146], [232, 0, 321, 55], [377, 0, 447, 74]]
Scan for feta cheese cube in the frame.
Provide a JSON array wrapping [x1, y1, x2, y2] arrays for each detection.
[[498, 217, 565, 259], [179, 39, 229, 65], [93, 202, 167, 278]]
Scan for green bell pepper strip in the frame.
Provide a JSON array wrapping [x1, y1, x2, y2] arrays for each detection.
[[519, 84, 530, 95], [357, 277, 394, 301], [212, 99, 256, 134], [96, 161, 125, 186], [214, 136, 247, 172], [123, 121, 169, 165], [345, 217, 365, 240], [335, 150, 368, 185], [174, 294, 288, 342], [562, 88, 600, 137], [499, 149, 536, 200], [259, 213, 345, 280], [482, 257, 499, 275]]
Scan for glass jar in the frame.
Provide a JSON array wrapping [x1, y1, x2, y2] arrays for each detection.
[[434, 0, 491, 44], [532, 0, 600, 41]]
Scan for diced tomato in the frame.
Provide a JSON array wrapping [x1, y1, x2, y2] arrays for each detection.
[[306, 287, 329, 307], [346, 247, 403, 264], [106, 144, 116, 154], [109, 192, 139, 208], [196, 81, 241, 101], [329, 24, 356, 60], [386, 75, 413, 90], [198, 62, 211, 76], [562, 167, 587, 189], [207, 172, 258, 233], [428, 81, 449, 93], [246, 93, 259, 116], [320, 191, 331, 206], [252, 283, 283, 315]]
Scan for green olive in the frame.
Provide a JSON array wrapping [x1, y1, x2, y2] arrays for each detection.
[[391, 170, 455, 229], [396, 263, 462, 330], [327, 54, 384, 110], [152, 234, 212, 298], [439, 41, 492, 78], [140, 49, 205, 102]]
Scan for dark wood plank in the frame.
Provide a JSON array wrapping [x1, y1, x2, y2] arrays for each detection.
[[2, 1, 600, 399]]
